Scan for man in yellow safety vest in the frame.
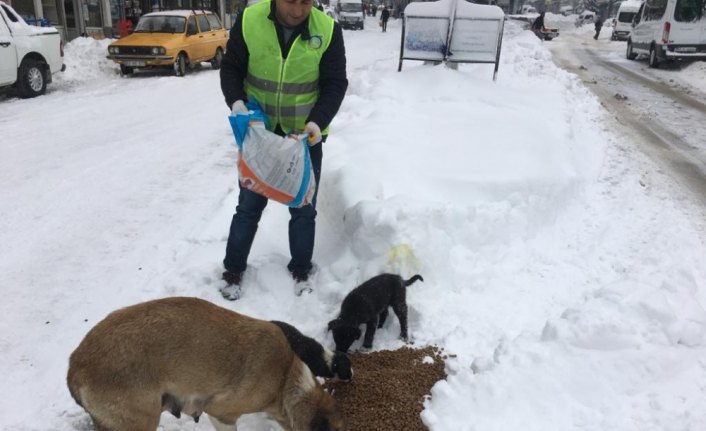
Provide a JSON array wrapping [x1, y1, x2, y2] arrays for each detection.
[[219, 0, 348, 300]]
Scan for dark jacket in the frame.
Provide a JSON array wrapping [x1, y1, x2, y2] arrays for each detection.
[[531, 13, 544, 30], [381, 8, 390, 21], [220, 2, 348, 134]]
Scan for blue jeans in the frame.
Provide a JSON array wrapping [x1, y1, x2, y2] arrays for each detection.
[[223, 143, 323, 275]]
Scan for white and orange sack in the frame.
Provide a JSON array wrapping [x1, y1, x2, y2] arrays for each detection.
[[228, 104, 316, 208]]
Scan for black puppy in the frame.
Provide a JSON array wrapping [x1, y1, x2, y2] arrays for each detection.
[[271, 320, 352, 381], [328, 273, 423, 353]]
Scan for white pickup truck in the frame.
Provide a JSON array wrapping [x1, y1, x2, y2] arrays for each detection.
[[0, 0, 64, 98]]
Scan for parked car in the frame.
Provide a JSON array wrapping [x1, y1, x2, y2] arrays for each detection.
[[106, 10, 228, 76], [323, 5, 337, 20], [538, 27, 560, 40], [560, 5, 575, 16], [575, 11, 596, 26], [627, 0, 706, 67], [611, 0, 642, 40], [0, 0, 64, 98]]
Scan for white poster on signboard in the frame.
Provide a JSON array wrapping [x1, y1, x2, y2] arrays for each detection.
[[448, 18, 501, 63]]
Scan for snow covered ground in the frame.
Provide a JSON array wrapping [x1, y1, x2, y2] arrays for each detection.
[[2, 14, 706, 431]]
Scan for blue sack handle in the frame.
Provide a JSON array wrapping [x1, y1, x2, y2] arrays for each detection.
[[228, 98, 269, 149]]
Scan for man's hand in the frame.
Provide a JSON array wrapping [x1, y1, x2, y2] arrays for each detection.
[[231, 100, 248, 115], [304, 121, 322, 146]]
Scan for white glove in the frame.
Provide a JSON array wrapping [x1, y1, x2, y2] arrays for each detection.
[[304, 121, 322, 146], [231, 100, 248, 115]]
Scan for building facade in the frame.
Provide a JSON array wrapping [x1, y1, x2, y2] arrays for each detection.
[[6, 0, 245, 41], [7, 0, 530, 41]]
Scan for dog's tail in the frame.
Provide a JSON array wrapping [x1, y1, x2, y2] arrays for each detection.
[[404, 274, 424, 286]]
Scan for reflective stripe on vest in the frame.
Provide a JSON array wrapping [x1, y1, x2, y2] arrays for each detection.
[[242, 1, 334, 133]]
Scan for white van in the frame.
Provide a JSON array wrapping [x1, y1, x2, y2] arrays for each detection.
[[627, 0, 706, 67], [335, 0, 364, 30], [611, 0, 642, 40]]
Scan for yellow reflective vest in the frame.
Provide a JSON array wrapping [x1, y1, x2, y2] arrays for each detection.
[[242, 1, 334, 133]]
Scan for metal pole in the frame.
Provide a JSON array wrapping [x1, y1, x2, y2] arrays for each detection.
[[444, 0, 458, 63], [398, 15, 405, 71]]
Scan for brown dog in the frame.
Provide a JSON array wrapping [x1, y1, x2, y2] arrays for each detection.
[[67, 297, 345, 431]]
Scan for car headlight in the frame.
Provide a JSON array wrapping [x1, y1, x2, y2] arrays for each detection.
[[108, 46, 118, 54], [151, 47, 166, 55]]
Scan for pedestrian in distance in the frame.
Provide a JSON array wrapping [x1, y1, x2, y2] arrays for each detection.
[[380, 5, 390, 32], [219, 0, 348, 300], [531, 11, 546, 40], [594, 18, 603, 40]]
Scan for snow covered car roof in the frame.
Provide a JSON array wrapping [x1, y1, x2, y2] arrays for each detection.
[[142, 10, 211, 18]]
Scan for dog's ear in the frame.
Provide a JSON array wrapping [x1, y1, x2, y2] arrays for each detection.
[[327, 319, 340, 331]]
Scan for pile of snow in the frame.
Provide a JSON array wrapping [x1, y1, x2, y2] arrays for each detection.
[[54, 37, 119, 86], [681, 61, 706, 94], [2, 17, 706, 431]]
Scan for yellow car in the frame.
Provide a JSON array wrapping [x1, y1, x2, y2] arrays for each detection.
[[107, 10, 228, 76]]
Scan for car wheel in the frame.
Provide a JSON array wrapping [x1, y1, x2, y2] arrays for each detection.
[[626, 40, 637, 60], [17, 59, 47, 98], [648, 45, 659, 68], [120, 64, 134, 76], [211, 48, 224, 70], [174, 53, 188, 77]]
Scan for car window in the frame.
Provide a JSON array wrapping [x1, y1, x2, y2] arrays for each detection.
[[134, 16, 186, 33], [634, 3, 645, 23], [197, 14, 211, 32], [644, 0, 668, 20], [160, 16, 185, 33], [206, 13, 222, 30], [187, 16, 197, 34], [340, 3, 361, 12], [674, 0, 705, 21], [618, 11, 637, 22], [1, 4, 19, 22]]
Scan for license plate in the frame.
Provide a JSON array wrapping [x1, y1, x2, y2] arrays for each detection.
[[675, 47, 696, 53], [124, 60, 146, 67]]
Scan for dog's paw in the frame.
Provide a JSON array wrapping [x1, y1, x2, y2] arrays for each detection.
[[358, 346, 372, 353]]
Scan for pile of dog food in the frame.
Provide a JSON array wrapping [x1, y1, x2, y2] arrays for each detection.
[[324, 346, 447, 430]]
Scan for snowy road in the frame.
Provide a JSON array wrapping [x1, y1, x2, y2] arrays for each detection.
[[548, 31, 706, 205], [3, 17, 706, 431]]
